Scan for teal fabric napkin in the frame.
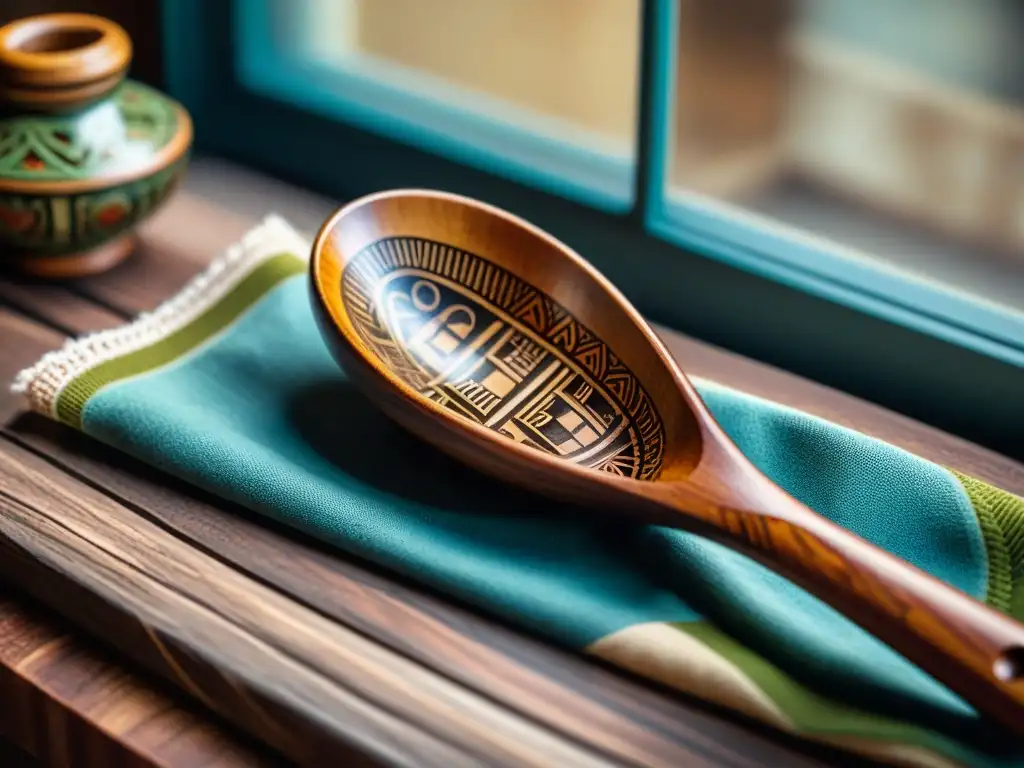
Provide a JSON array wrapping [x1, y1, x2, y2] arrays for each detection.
[[14, 215, 1024, 767]]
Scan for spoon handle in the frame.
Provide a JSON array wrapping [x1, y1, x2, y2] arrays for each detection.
[[651, 481, 1024, 735]]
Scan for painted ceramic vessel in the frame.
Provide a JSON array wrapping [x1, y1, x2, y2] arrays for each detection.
[[0, 13, 191, 277]]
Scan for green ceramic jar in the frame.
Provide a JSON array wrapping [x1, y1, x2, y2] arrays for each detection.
[[0, 13, 191, 277]]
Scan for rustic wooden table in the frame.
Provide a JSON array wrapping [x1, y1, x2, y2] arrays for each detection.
[[1, 169, 1022, 767]]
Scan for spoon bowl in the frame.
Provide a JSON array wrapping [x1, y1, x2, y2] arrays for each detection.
[[310, 189, 708, 502], [311, 189, 1024, 735]]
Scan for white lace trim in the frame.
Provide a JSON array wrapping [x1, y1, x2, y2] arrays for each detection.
[[11, 213, 311, 419]]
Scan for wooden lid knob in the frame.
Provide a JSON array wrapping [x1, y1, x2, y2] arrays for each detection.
[[0, 13, 132, 112]]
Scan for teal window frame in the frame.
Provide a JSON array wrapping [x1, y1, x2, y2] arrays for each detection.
[[162, 0, 1024, 455], [645, 0, 1024, 365], [234, 0, 636, 213]]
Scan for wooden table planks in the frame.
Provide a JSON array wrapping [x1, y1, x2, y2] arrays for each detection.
[[0, 300, 277, 766], [3, 196, 843, 767], [1, 186, 1022, 766], [4, 421, 765, 766], [1, 440, 601, 767]]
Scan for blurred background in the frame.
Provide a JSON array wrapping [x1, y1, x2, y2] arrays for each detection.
[[7, 0, 1021, 310], [276, 0, 1024, 309]]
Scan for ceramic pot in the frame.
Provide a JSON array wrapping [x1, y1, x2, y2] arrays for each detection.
[[0, 13, 191, 278]]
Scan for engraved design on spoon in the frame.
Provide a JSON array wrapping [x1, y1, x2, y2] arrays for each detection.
[[341, 235, 666, 480]]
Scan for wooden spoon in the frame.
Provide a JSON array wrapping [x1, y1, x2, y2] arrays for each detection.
[[310, 189, 1024, 734]]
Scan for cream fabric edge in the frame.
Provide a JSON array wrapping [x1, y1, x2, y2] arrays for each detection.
[[10, 214, 308, 418], [587, 622, 964, 768]]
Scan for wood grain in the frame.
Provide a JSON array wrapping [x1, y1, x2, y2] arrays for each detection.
[[0, 592, 278, 768], [6, 416, 832, 768], [0, 279, 123, 337], [1, 247, 849, 766], [0, 279, 844, 764], [653, 465, 1024, 734], [3, 437, 692, 768], [0, 308, 64, 424], [0, 308, 279, 766], [6, 178, 1024, 765], [309, 189, 1024, 736]]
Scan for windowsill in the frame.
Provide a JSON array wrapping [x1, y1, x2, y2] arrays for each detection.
[[745, 174, 1024, 312], [173, 156, 1024, 495]]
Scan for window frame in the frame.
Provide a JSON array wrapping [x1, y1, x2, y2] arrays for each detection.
[[162, 0, 1024, 455], [234, 0, 637, 213], [644, 0, 1024, 365]]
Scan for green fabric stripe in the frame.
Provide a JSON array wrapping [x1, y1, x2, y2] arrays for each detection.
[[953, 472, 1024, 618], [57, 253, 305, 429], [672, 621, 966, 758]]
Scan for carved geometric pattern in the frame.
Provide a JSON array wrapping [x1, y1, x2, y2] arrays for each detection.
[[0, 160, 185, 253], [0, 82, 181, 182], [341, 236, 665, 480]]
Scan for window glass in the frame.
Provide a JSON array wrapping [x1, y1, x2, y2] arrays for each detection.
[[670, 0, 1024, 311], [298, 0, 641, 166]]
